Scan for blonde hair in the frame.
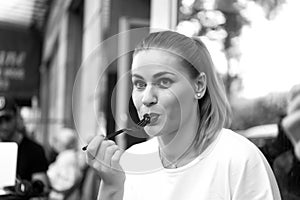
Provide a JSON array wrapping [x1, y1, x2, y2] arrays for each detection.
[[133, 31, 231, 153]]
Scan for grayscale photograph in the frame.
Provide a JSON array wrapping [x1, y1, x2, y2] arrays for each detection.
[[0, 0, 299, 199]]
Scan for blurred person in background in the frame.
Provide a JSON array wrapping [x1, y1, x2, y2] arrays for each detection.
[[0, 94, 49, 196], [47, 127, 85, 200], [260, 84, 300, 199]]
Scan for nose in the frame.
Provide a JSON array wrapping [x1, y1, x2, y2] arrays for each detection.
[[142, 84, 157, 107]]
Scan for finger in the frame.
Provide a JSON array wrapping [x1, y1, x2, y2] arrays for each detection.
[[86, 135, 105, 163], [91, 157, 103, 172], [98, 140, 115, 161], [86, 151, 94, 164], [103, 145, 119, 168], [90, 145, 118, 172], [111, 149, 124, 169], [86, 150, 101, 167]]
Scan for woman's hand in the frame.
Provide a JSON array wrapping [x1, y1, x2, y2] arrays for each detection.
[[86, 135, 125, 187]]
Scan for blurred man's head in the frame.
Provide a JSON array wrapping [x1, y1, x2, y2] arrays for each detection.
[[0, 95, 18, 142]]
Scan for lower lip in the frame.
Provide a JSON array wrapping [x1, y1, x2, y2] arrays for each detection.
[[148, 115, 160, 126]]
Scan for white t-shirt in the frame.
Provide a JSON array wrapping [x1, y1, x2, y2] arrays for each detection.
[[120, 129, 281, 200]]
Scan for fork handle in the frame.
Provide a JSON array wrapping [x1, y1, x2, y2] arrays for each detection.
[[81, 128, 131, 151], [106, 128, 127, 139]]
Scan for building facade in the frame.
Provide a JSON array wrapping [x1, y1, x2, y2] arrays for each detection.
[[39, 0, 177, 151]]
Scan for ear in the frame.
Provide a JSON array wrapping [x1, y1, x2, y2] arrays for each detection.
[[194, 72, 206, 97]]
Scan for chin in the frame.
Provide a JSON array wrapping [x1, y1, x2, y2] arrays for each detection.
[[144, 126, 164, 137]]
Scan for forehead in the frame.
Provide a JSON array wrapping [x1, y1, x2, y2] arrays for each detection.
[[132, 50, 191, 76]]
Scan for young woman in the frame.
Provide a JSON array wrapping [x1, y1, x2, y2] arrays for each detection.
[[86, 31, 281, 200]]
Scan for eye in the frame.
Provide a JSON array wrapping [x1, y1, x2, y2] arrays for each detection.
[[133, 80, 147, 90], [156, 78, 173, 88]]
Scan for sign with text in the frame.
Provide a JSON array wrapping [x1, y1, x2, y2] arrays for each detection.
[[0, 26, 41, 100]]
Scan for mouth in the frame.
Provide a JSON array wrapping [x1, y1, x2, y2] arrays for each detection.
[[145, 113, 160, 125]]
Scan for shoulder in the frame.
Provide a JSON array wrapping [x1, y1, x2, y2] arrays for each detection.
[[21, 136, 41, 147], [20, 137, 47, 160], [214, 129, 267, 165], [218, 128, 261, 153], [19, 137, 49, 172], [214, 129, 277, 185], [215, 129, 281, 199], [21, 137, 45, 152]]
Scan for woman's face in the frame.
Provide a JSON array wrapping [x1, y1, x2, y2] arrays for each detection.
[[131, 50, 199, 137]]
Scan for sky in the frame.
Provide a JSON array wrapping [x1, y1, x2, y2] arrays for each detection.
[[238, 0, 300, 98]]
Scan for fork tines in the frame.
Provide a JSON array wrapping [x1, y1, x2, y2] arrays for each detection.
[[82, 114, 151, 151], [137, 114, 151, 127]]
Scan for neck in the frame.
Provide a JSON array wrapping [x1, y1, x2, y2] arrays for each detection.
[[157, 109, 199, 166]]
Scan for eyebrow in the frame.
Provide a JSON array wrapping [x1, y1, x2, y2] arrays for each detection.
[[131, 72, 176, 79]]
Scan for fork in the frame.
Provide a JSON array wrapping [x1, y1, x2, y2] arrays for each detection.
[[82, 114, 151, 151]]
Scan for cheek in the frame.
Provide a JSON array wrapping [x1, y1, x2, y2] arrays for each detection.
[[132, 91, 142, 110], [167, 88, 194, 117], [160, 91, 181, 121]]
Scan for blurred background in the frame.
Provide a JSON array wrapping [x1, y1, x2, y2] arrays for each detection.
[[0, 0, 299, 199]]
